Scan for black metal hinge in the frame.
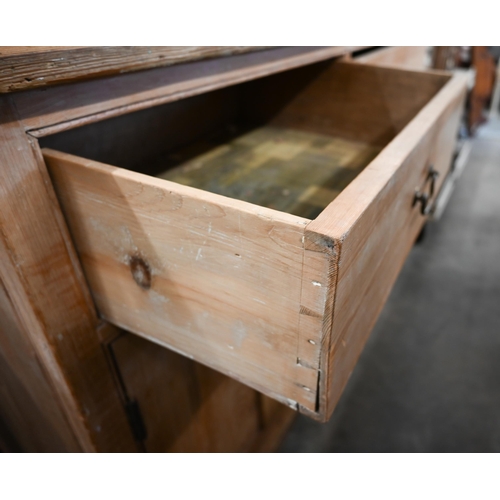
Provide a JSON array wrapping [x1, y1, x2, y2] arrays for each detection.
[[103, 333, 148, 449], [124, 399, 147, 443]]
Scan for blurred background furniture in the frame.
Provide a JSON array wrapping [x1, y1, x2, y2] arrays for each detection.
[[432, 46, 499, 133]]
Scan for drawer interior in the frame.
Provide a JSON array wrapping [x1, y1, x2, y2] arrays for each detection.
[[41, 60, 450, 220], [157, 125, 383, 219]]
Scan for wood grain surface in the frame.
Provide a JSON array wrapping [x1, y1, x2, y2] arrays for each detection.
[[0, 278, 78, 451], [0, 46, 269, 93], [43, 148, 319, 411], [0, 48, 368, 451], [0, 95, 137, 451], [41, 61, 465, 421], [306, 68, 467, 419], [354, 46, 429, 70], [4, 47, 465, 451], [110, 330, 294, 452], [112, 332, 259, 452], [257, 61, 450, 147]]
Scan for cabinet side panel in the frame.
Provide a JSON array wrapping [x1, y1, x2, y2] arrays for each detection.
[[0, 280, 78, 452], [0, 96, 136, 451]]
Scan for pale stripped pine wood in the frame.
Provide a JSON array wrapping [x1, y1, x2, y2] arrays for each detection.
[[3, 48, 464, 451], [111, 332, 261, 452], [0, 278, 79, 451], [0, 96, 137, 451], [98, 321, 295, 452], [1, 48, 368, 450], [0, 47, 268, 93], [354, 46, 429, 70], [42, 62, 466, 421], [259, 61, 450, 148], [306, 71, 468, 419], [43, 149, 320, 411]]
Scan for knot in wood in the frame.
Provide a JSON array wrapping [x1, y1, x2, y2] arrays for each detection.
[[130, 255, 151, 290]]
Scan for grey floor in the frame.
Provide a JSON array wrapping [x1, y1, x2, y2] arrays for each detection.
[[279, 118, 500, 453]]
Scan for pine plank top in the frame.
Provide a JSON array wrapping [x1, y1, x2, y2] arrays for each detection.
[[0, 46, 269, 93], [0, 46, 368, 94]]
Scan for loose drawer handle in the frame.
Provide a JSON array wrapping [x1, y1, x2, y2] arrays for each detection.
[[413, 165, 439, 216]]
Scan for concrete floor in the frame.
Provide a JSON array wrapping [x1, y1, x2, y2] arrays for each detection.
[[280, 118, 500, 452]]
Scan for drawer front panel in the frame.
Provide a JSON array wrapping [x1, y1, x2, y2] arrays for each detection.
[[44, 152, 319, 410], [305, 70, 467, 419]]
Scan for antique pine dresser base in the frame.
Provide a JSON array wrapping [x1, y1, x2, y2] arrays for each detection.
[[0, 47, 466, 452]]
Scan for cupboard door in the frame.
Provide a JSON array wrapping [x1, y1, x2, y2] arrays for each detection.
[[111, 332, 263, 452]]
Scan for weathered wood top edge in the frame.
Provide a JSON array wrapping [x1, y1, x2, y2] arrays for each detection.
[[352, 46, 428, 68], [0, 46, 272, 93], [41, 148, 310, 227], [17, 46, 368, 136]]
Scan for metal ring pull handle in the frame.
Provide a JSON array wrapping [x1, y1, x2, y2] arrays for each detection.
[[427, 165, 439, 197], [413, 165, 439, 216]]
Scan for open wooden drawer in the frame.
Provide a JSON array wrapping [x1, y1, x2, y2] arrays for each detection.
[[42, 59, 467, 421]]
